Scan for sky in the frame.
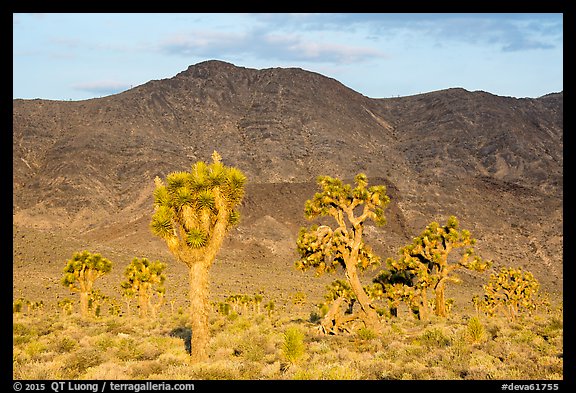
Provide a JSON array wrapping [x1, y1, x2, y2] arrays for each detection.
[[13, 13, 563, 101]]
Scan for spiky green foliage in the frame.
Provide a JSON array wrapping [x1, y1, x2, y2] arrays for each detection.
[[324, 280, 355, 302], [150, 151, 247, 263], [303, 174, 389, 226], [185, 228, 208, 249], [295, 174, 390, 332], [480, 266, 541, 321], [466, 316, 486, 344], [120, 257, 167, 317], [61, 251, 112, 318], [282, 326, 306, 365]]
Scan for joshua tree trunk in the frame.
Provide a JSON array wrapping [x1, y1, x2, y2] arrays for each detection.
[[321, 297, 360, 334], [345, 262, 380, 331], [79, 291, 90, 318], [435, 278, 448, 317], [419, 288, 430, 321], [321, 296, 345, 334], [138, 287, 149, 317], [78, 279, 94, 318], [188, 260, 211, 363]]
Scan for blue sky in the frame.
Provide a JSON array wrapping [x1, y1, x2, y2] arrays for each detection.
[[13, 13, 563, 101]]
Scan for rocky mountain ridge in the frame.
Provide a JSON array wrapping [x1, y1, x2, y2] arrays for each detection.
[[12, 60, 563, 306]]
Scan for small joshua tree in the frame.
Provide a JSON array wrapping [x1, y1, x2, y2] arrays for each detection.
[[403, 216, 491, 317], [480, 266, 541, 321], [120, 257, 167, 318], [373, 253, 435, 320], [291, 291, 307, 314], [58, 298, 74, 316], [61, 250, 112, 318], [150, 151, 246, 362], [295, 174, 390, 332]]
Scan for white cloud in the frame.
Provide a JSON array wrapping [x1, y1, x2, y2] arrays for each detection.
[[72, 80, 132, 95], [158, 29, 388, 64]]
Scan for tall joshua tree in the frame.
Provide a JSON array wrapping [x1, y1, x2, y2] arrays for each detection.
[[295, 174, 390, 332], [150, 151, 246, 362], [62, 250, 112, 318]]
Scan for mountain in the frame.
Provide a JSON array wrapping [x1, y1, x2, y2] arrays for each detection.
[[12, 60, 563, 308]]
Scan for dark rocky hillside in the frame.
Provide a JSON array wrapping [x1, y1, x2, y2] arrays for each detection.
[[12, 60, 563, 308]]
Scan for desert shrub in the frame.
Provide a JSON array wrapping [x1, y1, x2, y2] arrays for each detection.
[[402, 359, 430, 380], [446, 330, 472, 365], [537, 356, 563, 379], [292, 367, 316, 380], [356, 357, 393, 379], [190, 360, 241, 380], [513, 328, 537, 345], [466, 351, 501, 379], [466, 316, 486, 344], [260, 361, 281, 379], [485, 320, 502, 339], [24, 340, 48, 359], [357, 327, 378, 340], [115, 337, 146, 361], [13, 322, 33, 336], [138, 339, 165, 360], [537, 316, 563, 341], [81, 361, 131, 379], [227, 314, 252, 332], [308, 340, 331, 355], [50, 336, 78, 353], [13, 324, 35, 345], [157, 351, 189, 367], [94, 334, 115, 351], [281, 325, 306, 365], [13, 360, 62, 379], [61, 347, 105, 378], [234, 335, 266, 362], [321, 363, 361, 380], [309, 310, 323, 324], [419, 327, 451, 348], [128, 360, 166, 378]]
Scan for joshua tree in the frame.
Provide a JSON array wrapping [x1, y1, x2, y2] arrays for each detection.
[[295, 174, 390, 332], [402, 216, 491, 317], [150, 151, 246, 362], [120, 257, 167, 318], [61, 250, 112, 318], [372, 246, 437, 321], [480, 266, 541, 321], [253, 293, 263, 314]]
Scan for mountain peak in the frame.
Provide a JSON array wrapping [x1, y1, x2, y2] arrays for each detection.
[[177, 59, 247, 78]]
